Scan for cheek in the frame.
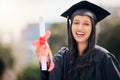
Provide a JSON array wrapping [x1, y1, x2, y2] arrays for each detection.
[[86, 27, 92, 36], [71, 25, 74, 33], [71, 24, 77, 31], [71, 25, 76, 35]]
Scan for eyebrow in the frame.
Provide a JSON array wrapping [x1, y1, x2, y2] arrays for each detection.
[[73, 19, 91, 23], [84, 20, 91, 23]]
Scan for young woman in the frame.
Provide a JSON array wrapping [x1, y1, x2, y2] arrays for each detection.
[[37, 1, 120, 80]]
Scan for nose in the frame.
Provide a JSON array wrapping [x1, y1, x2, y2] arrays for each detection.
[[77, 24, 83, 30]]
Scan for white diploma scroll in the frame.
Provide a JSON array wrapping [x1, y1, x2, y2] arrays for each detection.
[[39, 16, 47, 71]]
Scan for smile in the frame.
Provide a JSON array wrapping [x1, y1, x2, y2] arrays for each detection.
[[76, 32, 85, 37]]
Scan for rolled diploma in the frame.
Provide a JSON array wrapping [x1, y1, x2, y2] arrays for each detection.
[[39, 16, 47, 71]]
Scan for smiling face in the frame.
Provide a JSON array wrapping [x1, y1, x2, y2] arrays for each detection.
[[71, 15, 92, 44]]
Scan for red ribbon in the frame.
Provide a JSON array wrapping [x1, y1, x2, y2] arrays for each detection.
[[33, 31, 50, 48], [39, 36, 46, 46]]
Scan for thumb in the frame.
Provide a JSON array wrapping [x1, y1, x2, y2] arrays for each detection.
[[45, 30, 51, 40]]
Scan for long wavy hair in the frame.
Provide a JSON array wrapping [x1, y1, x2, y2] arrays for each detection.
[[67, 14, 96, 78]]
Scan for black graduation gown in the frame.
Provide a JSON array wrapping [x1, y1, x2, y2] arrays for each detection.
[[40, 45, 120, 80]]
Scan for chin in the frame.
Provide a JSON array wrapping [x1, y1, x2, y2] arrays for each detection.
[[76, 40, 87, 43], [75, 38, 88, 43]]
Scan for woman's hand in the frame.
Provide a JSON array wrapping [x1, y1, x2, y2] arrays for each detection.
[[37, 42, 54, 72], [33, 31, 54, 72]]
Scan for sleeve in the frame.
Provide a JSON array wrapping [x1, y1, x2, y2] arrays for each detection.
[[105, 53, 120, 80], [40, 47, 68, 80], [40, 70, 49, 80]]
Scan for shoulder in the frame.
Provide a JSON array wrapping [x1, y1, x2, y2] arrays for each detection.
[[52, 47, 70, 71], [94, 45, 110, 54], [94, 46, 120, 79], [54, 47, 69, 57], [54, 47, 70, 61], [92, 45, 112, 62], [57, 47, 69, 55]]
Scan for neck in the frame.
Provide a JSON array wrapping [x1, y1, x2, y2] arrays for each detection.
[[77, 41, 88, 56]]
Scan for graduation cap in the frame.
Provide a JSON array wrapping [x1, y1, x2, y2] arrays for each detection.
[[61, 0, 110, 23]]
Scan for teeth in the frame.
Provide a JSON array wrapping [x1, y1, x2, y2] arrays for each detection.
[[76, 32, 84, 35]]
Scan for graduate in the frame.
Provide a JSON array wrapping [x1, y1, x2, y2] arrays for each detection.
[[37, 1, 120, 80]]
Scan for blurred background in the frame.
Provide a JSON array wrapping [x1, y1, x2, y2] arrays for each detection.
[[0, 0, 120, 80]]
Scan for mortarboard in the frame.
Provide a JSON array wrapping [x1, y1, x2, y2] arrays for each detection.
[[61, 0, 110, 23]]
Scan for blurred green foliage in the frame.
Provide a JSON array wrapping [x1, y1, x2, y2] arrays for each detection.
[[0, 45, 14, 78], [97, 15, 120, 62], [49, 22, 68, 54], [0, 59, 5, 79], [18, 63, 40, 80], [0, 45, 14, 68]]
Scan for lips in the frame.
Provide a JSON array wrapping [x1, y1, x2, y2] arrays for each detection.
[[76, 32, 85, 37], [76, 32, 84, 35]]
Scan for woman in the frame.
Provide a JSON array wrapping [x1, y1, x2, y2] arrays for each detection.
[[38, 1, 120, 80]]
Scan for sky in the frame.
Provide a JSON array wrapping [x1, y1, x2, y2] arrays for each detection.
[[0, 0, 120, 43]]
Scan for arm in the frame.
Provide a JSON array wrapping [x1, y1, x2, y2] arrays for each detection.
[[40, 47, 69, 80]]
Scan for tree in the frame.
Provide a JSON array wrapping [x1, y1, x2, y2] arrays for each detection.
[[49, 22, 68, 54], [0, 59, 5, 79], [0, 45, 14, 68], [0, 45, 15, 79], [97, 15, 120, 62], [18, 63, 40, 80]]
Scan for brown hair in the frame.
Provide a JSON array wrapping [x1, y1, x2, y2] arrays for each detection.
[[67, 14, 96, 76]]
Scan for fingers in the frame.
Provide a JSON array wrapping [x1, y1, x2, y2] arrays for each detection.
[[46, 42, 55, 71], [48, 59, 55, 72], [35, 42, 55, 71], [36, 42, 49, 59]]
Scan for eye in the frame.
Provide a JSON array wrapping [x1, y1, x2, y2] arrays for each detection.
[[84, 23, 90, 26]]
